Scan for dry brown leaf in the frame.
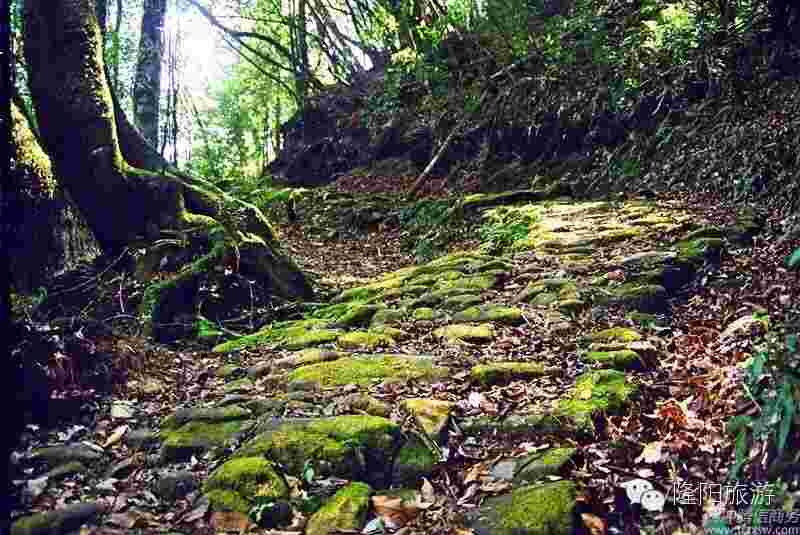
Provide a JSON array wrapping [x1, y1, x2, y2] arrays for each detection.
[[372, 495, 421, 528], [102, 425, 129, 448], [636, 441, 664, 464], [581, 513, 607, 535], [210, 511, 253, 533], [420, 478, 436, 506]]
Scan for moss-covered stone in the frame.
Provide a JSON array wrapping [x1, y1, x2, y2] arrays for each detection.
[[336, 393, 391, 417], [284, 329, 342, 350], [162, 405, 252, 430], [336, 331, 396, 349], [223, 377, 254, 393], [434, 273, 497, 291], [31, 445, 101, 467], [558, 299, 587, 315], [213, 319, 336, 352], [491, 447, 577, 483], [412, 307, 444, 321], [10, 502, 106, 535], [305, 482, 372, 535], [471, 481, 576, 535], [370, 307, 407, 327], [434, 324, 495, 343], [203, 457, 288, 509], [215, 364, 243, 378], [556, 370, 637, 433], [452, 306, 524, 325], [401, 398, 454, 441], [205, 488, 252, 514], [393, 436, 437, 485], [589, 327, 642, 343], [531, 292, 558, 306], [273, 348, 347, 370], [584, 350, 639, 369], [237, 416, 399, 485], [471, 362, 548, 386], [675, 237, 724, 265], [288, 354, 445, 387], [334, 305, 384, 327], [593, 283, 668, 313], [442, 294, 484, 311], [161, 419, 253, 462]]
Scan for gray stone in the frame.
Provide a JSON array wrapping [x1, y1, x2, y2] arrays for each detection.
[[155, 471, 198, 502], [125, 429, 159, 450], [32, 445, 102, 467], [10, 501, 107, 535]]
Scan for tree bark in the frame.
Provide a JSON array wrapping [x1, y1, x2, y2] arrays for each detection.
[[133, 0, 167, 147], [9, 99, 100, 292], [23, 0, 313, 338]]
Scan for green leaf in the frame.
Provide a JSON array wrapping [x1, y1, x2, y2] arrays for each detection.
[[302, 460, 315, 484], [777, 379, 795, 452], [787, 248, 800, 270]]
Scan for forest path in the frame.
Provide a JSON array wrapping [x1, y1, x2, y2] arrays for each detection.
[[10, 191, 783, 535]]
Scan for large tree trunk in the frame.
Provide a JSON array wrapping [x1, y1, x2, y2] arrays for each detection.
[[9, 99, 100, 292], [23, 0, 313, 339], [133, 0, 167, 146]]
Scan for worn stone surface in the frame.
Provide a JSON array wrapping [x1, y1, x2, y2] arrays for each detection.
[[11, 502, 107, 535], [470, 481, 576, 535], [305, 482, 372, 535]]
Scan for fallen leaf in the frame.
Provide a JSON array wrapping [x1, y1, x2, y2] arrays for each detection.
[[581, 512, 607, 535], [636, 441, 664, 464], [181, 496, 210, 523], [102, 425, 129, 448], [210, 511, 253, 533], [372, 495, 420, 528]]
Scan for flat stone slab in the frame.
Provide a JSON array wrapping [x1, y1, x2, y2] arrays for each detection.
[[287, 354, 446, 388], [236, 416, 399, 487], [469, 481, 576, 535]]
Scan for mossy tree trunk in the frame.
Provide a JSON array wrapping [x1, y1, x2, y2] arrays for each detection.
[[22, 0, 313, 338], [9, 99, 100, 292]]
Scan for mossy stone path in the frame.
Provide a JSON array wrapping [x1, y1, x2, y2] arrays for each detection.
[[12, 196, 761, 534]]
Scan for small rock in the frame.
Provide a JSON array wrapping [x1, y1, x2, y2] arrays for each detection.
[[401, 398, 454, 443], [110, 400, 135, 419], [45, 461, 87, 480], [246, 362, 272, 379], [154, 471, 198, 502], [10, 501, 107, 535], [31, 445, 102, 467], [124, 429, 159, 450], [106, 456, 140, 479], [305, 482, 372, 535]]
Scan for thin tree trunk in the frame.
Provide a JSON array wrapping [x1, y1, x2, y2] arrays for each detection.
[[113, 0, 122, 92], [133, 0, 167, 147]]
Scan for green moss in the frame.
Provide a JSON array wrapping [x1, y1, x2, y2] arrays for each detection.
[[477, 481, 576, 535], [590, 327, 642, 343], [471, 362, 548, 386], [370, 307, 407, 326], [215, 364, 242, 378], [237, 416, 399, 482], [598, 227, 644, 244], [558, 299, 587, 315], [334, 305, 384, 327], [434, 273, 497, 291], [288, 355, 446, 387], [204, 457, 288, 502], [336, 331, 396, 349], [161, 420, 252, 462], [284, 329, 341, 350], [393, 437, 437, 485], [401, 398, 454, 438], [453, 306, 524, 325], [584, 350, 639, 369], [305, 482, 372, 535], [434, 324, 495, 342], [442, 294, 483, 311], [557, 370, 637, 431], [212, 319, 334, 352], [412, 307, 442, 321], [675, 238, 724, 264], [205, 489, 252, 514], [531, 292, 558, 306], [161, 405, 251, 430], [514, 447, 577, 483]]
